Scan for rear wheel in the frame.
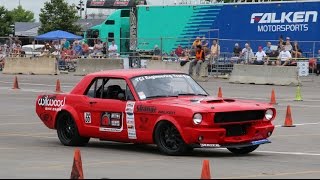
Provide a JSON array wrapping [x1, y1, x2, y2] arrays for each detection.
[[154, 121, 192, 155], [227, 145, 259, 155], [56, 112, 90, 146]]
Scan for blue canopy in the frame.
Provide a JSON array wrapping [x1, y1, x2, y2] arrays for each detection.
[[35, 30, 83, 41]]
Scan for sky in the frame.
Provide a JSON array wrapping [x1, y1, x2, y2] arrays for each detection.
[[0, 0, 181, 22]]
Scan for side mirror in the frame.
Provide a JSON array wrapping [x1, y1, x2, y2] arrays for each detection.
[[118, 93, 125, 101]]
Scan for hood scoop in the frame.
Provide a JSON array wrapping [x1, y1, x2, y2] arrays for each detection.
[[190, 98, 235, 103]]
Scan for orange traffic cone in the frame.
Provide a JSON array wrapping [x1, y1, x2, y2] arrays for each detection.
[[12, 76, 20, 89], [55, 79, 62, 93], [70, 148, 84, 179], [270, 89, 277, 105], [200, 160, 211, 179], [282, 105, 295, 127], [217, 87, 223, 98]]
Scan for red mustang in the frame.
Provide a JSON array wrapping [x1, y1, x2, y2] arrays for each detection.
[[36, 69, 276, 155]]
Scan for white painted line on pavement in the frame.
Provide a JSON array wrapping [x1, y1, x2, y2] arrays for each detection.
[[0, 122, 41, 126], [231, 96, 320, 102], [0, 81, 74, 87], [256, 150, 320, 156], [275, 122, 320, 127]]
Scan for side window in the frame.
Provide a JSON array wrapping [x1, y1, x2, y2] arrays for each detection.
[[86, 78, 104, 98], [121, 10, 130, 17], [105, 20, 115, 25], [86, 78, 135, 101], [108, 33, 114, 42]]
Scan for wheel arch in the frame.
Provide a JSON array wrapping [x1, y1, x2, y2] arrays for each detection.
[[152, 115, 187, 144], [54, 106, 81, 132]]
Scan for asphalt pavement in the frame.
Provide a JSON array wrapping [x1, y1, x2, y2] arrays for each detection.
[[0, 73, 320, 179]]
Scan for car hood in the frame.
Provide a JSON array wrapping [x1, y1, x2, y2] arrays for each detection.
[[145, 96, 271, 112]]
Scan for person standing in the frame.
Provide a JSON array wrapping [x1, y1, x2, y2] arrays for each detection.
[[316, 50, 320, 76], [189, 45, 205, 76]]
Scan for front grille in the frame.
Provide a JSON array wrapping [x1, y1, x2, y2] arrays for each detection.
[[214, 110, 265, 123], [224, 124, 248, 137]]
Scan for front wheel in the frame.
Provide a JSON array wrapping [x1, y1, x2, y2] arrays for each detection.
[[56, 112, 90, 146], [154, 121, 192, 155], [227, 145, 259, 155]]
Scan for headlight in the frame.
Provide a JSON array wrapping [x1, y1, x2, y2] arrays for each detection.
[[265, 109, 274, 120], [193, 113, 202, 125]]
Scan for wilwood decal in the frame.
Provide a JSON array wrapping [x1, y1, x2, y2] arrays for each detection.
[[38, 95, 66, 112]]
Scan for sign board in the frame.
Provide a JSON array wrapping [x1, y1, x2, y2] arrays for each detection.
[[297, 61, 309, 76], [86, 0, 146, 9]]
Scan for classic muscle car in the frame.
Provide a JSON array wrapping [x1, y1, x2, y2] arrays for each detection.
[[36, 69, 276, 155]]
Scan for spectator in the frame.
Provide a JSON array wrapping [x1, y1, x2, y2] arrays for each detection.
[[284, 37, 293, 52], [201, 36, 209, 53], [108, 40, 118, 57], [175, 45, 184, 57], [180, 47, 190, 61], [316, 50, 320, 76], [277, 45, 292, 66], [292, 41, 302, 59], [73, 41, 82, 57], [62, 38, 70, 49], [268, 50, 279, 65], [210, 39, 220, 64], [240, 43, 254, 64], [233, 43, 241, 57], [263, 42, 272, 56], [152, 45, 161, 60], [73, 39, 80, 47], [153, 45, 161, 55], [253, 46, 267, 65], [277, 35, 286, 50], [0, 47, 5, 70], [192, 37, 201, 48], [102, 41, 109, 58], [92, 39, 103, 57], [189, 45, 205, 76], [81, 42, 90, 57]]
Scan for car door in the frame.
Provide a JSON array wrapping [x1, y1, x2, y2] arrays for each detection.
[[80, 77, 137, 142]]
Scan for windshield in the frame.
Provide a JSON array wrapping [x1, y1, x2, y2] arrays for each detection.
[[131, 74, 208, 100]]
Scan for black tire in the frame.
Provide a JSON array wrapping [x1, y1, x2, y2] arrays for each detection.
[[154, 121, 192, 155], [227, 145, 259, 155], [56, 112, 90, 146]]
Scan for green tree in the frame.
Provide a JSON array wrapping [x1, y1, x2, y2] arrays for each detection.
[[0, 6, 14, 36], [9, 5, 35, 22], [38, 0, 81, 34]]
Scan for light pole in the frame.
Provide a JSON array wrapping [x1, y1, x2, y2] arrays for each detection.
[[77, 0, 85, 18]]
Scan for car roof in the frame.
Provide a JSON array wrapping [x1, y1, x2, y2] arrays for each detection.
[[87, 69, 186, 79]]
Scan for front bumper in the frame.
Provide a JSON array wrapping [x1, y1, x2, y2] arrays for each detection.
[[197, 139, 271, 148], [183, 124, 274, 148]]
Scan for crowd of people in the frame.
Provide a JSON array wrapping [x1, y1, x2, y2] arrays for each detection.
[[150, 35, 320, 76], [1, 35, 320, 76], [0, 37, 120, 70]]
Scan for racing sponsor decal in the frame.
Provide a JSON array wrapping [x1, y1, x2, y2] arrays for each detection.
[[250, 11, 318, 32], [37, 95, 66, 112], [99, 112, 123, 132], [251, 139, 270, 145], [84, 112, 91, 124], [134, 74, 191, 82], [138, 92, 146, 100], [200, 144, 221, 148], [126, 101, 137, 139], [158, 110, 175, 115], [136, 105, 156, 113]]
